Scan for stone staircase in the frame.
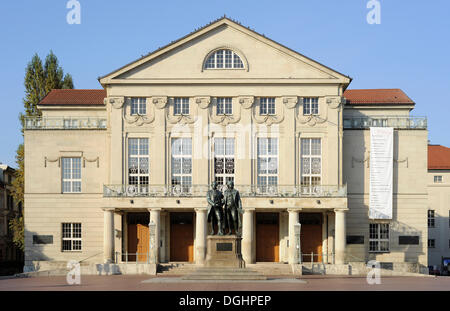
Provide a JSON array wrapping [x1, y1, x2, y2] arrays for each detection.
[[246, 263, 297, 276], [157, 263, 199, 275], [183, 267, 267, 280]]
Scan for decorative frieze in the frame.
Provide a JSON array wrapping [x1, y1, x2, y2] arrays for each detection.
[[105, 97, 125, 109], [238, 96, 254, 109], [282, 96, 298, 109], [151, 96, 168, 109], [195, 96, 211, 109]]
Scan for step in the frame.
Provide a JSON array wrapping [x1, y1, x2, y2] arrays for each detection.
[[182, 267, 267, 280]]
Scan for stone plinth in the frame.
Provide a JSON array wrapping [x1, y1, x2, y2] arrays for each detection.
[[205, 235, 245, 268]]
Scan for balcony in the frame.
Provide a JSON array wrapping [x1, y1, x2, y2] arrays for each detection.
[[24, 116, 107, 130], [103, 184, 347, 198], [343, 116, 427, 129]]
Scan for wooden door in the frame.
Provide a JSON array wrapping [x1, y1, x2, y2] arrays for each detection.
[[170, 213, 194, 262], [300, 213, 323, 263], [127, 224, 149, 262], [256, 213, 279, 262]]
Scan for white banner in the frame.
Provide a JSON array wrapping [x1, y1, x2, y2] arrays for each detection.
[[369, 127, 393, 219]]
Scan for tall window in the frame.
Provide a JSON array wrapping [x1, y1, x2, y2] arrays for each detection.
[[301, 138, 321, 187], [260, 97, 275, 115], [428, 210, 435, 228], [257, 138, 278, 193], [62, 158, 81, 193], [62, 223, 82, 252], [214, 138, 235, 186], [428, 239, 435, 249], [303, 97, 319, 115], [204, 49, 244, 69], [130, 97, 146, 115], [128, 138, 149, 191], [369, 223, 390, 252], [174, 97, 189, 115], [216, 97, 232, 115], [171, 138, 192, 194]]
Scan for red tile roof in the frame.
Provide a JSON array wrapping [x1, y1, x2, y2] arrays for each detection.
[[344, 89, 414, 105], [39, 89, 106, 106], [428, 145, 450, 170]]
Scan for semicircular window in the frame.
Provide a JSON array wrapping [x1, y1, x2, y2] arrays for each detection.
[[204, 49, 244, 69]]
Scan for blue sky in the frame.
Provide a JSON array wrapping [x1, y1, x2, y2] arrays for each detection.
[[0, 0, 449, 167]]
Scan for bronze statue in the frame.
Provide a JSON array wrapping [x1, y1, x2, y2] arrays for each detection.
[[206, 181, 224, 235], [223, 180, 243, 236]]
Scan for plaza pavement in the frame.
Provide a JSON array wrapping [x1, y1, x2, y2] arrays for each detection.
[[0, 275, 449, 291]]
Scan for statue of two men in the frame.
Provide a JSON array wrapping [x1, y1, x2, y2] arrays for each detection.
[[206, 181, 243, 236]]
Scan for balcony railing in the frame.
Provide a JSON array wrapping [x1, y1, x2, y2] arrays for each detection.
[[343, 116, 427, 129], [103, 184, 347, 198], [24, 116, 107, 130]]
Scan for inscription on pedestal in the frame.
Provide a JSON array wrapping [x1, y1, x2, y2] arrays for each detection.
[[217, 243, 233, 251]]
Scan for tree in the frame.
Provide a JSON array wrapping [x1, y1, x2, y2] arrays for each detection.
[[10, 52, 74, 250]]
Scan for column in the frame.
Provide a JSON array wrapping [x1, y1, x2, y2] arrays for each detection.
[[195, 208, 207, 265], [103, 208, 115, 263], [334, 209, 347, 265], [149, 208, 161, 264], [288, 209, 300, 264], [242, 208, 255, 264]]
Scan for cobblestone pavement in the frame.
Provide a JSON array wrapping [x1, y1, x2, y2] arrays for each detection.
[[0, 275, 449, 291]]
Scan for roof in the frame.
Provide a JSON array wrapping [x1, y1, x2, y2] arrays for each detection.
[[428, 145, 450, 170], [98, 16, 352, 85], [344, 89, 414, 105], [39, 89, 106, 106]]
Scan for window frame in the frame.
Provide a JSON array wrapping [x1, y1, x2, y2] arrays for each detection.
[[259, 97, 276, 116], [128, 138, 150, 192], [428, 210, 435, 228], [214, 138, 235, 186], [130, 97, 147, 116], [61, 223, 82, 252], [302, 97, 319, 115], [216, 97, 233, 116], [204, 49, 245, 70], [434, 175, 443, 183], [61, 157, 82, 193], [369, 223, 390, 253], [300, 138, 322, 188], [257, 138, 279, 193], [173, 97, 190, 116], [171, 138, 193, 194], [428, 239, 435, 249]]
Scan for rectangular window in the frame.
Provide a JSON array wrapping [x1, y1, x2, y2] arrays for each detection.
[[259, 97, 276, 115], [217, 98, 232, 115], [303, 97, 319, 115], [428, 239, 435, 249], [257, 138, 278, 194], [62, 223, 82, 252], [301, 138, 322, 191], [434, 175, 443, 183], [369, 223, 390, 252], [62, 158, 81, 193], [428, 210, 435, 228], [214, 138, 235, 186], [130, 97, 146, 115], [173, 97, 189, 115], [128, 138, 149, 192], [171, 138, 192, 194]]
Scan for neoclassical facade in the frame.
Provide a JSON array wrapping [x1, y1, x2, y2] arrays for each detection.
[[23, 17, 429, 273]]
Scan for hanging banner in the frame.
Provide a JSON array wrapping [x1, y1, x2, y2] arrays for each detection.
[[369, 127, 393, 219]]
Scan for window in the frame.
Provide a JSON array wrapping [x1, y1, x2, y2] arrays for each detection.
[[204, 49, 244, 69], [434, 175, 443, 183], [128, 138, 149, 192], [214, 138, 235, 186], [303, 97, 319, 115], [259, 97, 276, 115], [216, 97, 232, 115], [173, 97, 189, 115], [62, 158, 81, 193], [130, 97, 146, 115], [428, 210, 435, 228], [171, 138, 192, 194], [257, 138, 278, 193], [62, 223, 82, 252], [301, 138, 322, 188], [428, 239, 435, 249], [369, 223, 390, 252]]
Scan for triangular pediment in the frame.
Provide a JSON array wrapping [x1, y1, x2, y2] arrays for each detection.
[[99, 17, 351, 85]]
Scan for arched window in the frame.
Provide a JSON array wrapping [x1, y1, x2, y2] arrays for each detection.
[[204, 49, 244, 69]]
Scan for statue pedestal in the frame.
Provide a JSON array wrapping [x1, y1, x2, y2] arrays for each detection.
[[205, 235, 245, 268]]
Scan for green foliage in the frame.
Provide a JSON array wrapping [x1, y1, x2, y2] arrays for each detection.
[[11, 51, 74, 250]]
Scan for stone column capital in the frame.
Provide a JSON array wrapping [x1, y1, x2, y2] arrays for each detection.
[[243, 208, 256, 212], [194, 208, 208, 213], [287, 208, 302, 213], [147, 208, 162, 213], [102, 208, 115, 212], [334, 208, 349, 213]]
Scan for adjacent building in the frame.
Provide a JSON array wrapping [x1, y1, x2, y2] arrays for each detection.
[[23, 17, 430, 274]]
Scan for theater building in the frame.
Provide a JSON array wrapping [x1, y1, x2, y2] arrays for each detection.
[[23, 17, 430, 273]]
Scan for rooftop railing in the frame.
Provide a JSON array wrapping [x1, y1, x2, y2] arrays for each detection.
[[343, 116, 427, 129], [24, 116, 107, 130], [103, 184, 347, 198]]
